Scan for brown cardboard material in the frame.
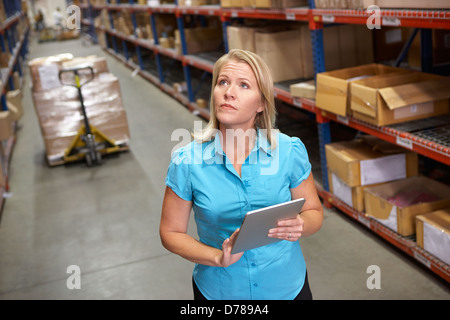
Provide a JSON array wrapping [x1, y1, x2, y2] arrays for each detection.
[[175, 27, 222, 55], [351, 72, 450, 126], [227, 26, 259, 53], [315, 64, 405, 117], [325, 136, 418, 188], [416, 208, 450, 265], [290, 80, 315, 99], [6, 90, 23, 121], [255, 26, 313, 82], [0, 111, 13, 140], [29, 54, 131, 163], [364, 177, 450, 236], [362, 0, 450, 9], [0, 156, 4, 188]]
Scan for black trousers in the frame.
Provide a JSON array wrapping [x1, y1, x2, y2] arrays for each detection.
[[193, 272, 313, 300]]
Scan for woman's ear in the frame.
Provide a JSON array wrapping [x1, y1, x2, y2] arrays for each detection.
[[257, 102, 265, 114]]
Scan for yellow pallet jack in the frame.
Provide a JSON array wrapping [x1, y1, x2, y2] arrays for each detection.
[[59, 66, 121, 166]]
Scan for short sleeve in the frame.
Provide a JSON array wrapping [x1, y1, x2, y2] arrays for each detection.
[[288, 137, 312, 189], [165, 146, 193, 201]]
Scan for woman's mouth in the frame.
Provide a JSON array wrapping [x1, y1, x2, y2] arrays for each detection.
[[220, 103, 237, 110]]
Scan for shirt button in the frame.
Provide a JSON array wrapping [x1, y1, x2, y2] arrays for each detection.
[[253, 283, 258, 287], [251, 263, 256, 267]]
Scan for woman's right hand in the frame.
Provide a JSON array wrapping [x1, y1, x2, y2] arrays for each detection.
[[218, 229, 244, 267]]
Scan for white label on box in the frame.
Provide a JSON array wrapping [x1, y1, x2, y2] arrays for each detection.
[[394, 102, 434, 120], [423, 221, 450, 265], [360, 153, 406, 186], [38, 64, 61, 90], [331, 173, 353, 208]]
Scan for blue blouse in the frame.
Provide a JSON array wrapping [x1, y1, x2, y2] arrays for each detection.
[[165, 129, 312, 300]]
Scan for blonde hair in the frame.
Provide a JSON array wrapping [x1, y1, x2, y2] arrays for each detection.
[[193, 49, 277, 148]]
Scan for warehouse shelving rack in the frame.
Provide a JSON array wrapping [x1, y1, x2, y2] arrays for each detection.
[[0, 0, 30, 214], [79, 0, 450, 282]]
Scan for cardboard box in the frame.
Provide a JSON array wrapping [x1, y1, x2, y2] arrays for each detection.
[[0, 156, 5, 188], [254, 0, 308, 8], [408, 29, 450, 69], [325, 136, 418, 187], [416, 208, 450, 265], [227, 26, 259, 53], [175, 27, 223, 55], [290, 80, 315, 99], [255, 26, 313, 82], [362, 0, 450, 9], [0, 111, 13, 140], [351, 72, 450, 126], [328, 170, 384, 212], [315, 64, 404, 117], [7, 90, 23, 121], [373, 27, 410, 62], [364, 177, 450, 236]]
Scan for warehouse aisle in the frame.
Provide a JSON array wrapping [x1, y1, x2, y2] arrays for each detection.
[[0, 36, 448, 300]]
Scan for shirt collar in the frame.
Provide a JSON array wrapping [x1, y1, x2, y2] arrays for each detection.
[[203, 128, 273, 161]]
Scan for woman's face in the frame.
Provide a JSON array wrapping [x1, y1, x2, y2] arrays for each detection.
[[213, 60, 264, 131]]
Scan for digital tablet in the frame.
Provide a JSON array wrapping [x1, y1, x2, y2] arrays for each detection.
[[231, 198, 306, 254]]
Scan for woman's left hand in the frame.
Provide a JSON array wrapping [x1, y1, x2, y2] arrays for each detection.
[[267, 214, 304, 242]]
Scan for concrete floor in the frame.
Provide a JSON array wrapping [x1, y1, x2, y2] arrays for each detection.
[[0, 36, 449, 300]]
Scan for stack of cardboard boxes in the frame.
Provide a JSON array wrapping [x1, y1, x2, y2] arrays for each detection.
[[325, 135, 450, 264], [29, 54, 131, 165], [315, 64, 450, 126]]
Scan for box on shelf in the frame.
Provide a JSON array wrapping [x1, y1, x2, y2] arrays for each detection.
[[255, 26, 313, 82], [325, 136, 418, 188], [328, 170, 384, 212], [0, 156, 4, 188], [254, 0, 308, 8], [0, 52, 11, 68], [362, 0, 450, 9], [416, 208, 450, 265], [364, 177, 450, 236], [290, 80, 315, 99], [408, 29, 450, 69], [373, 27, 410, 63], [315, 64, 405, 117], [323, 25, 374, 71], [6, 90, 23, 121], [227, 26, 259, 53], [0, 110, 13, 140], [350, 71, 450, 126], [175, 27, 223, 55]]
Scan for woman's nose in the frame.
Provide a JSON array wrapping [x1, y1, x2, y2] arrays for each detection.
[[225, 84, 236, 100]]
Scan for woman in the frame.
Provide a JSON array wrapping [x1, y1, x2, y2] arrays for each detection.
[[160, 49, 323, 300]]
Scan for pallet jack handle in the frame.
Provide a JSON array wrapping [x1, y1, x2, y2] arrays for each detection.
[[59, 66, 95, 135]]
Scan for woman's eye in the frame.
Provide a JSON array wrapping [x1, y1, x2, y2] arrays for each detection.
[[218, 79, 227, 86], [241, 83, 249, 89]]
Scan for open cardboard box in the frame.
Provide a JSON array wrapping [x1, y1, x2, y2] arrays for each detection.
[[364, 177, 450, 236], [416, 208, 450, 265], [315, 63, 406, 117], [351, 72, 450, 126]]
